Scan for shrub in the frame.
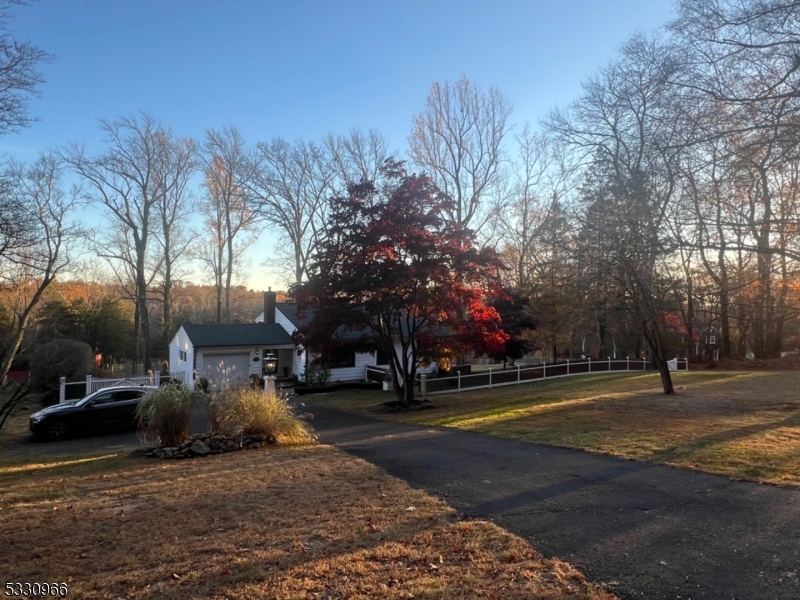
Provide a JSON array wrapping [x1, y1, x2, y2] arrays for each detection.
[[248, 373, 262, 389], [29, 339, 93, 405], [211, 388, 314, 446], [136, 384, 196, 447], [303, 360, 330, 387], [197, 377, 209, 393]]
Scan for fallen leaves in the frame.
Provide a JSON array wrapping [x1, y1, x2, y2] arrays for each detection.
[[1, 445, 616, 600]]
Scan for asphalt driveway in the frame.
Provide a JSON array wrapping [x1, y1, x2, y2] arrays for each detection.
[[304, 400, 800, 600]]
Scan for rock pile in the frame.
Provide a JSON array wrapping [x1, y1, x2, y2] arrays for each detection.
[[143, 432, 275, 459]]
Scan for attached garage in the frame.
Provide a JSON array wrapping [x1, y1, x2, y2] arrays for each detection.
[[170, 322, 296, 387], [198, 351, 253, 386]]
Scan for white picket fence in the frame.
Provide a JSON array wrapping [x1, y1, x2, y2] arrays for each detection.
[[416, 357, 688, 396], [59, 371, 192, 404]]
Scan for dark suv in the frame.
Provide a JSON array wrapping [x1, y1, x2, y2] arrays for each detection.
[[29, 385, 156, 440]]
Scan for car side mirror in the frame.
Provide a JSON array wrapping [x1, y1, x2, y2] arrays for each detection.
[[84, 401, 94, 408]]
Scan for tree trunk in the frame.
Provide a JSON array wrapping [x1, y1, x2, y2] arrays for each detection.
[[644, 325, 674, 394], [684, 275, 695, 359], [162, 278, 172, 364], [0, 276, 57, 386], [136, 257, 152, 373], [132, 298, 141, 375], [0, 320, 26, 388], [225, 239, 233, 324], [162, 226, 173, 362], [719, 287, 732, 358], [215, 235, 224, 324], [751, 167, 772, 359]]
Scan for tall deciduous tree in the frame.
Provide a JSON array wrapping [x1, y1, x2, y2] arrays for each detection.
[[294, 161, 507, 406], [0, 0, 51, 135], [65, 113, 179, 372], [0, 0, 51, 266], [409, 75, 512, 235], [153, 134, 196, 353], [0, 154, 81, 387], [669, 0, 800, 358], [325, 128, 391, 191], [250, 137, 335, 286], [547, 34, 684, 393], [198, 126, 260, 323]]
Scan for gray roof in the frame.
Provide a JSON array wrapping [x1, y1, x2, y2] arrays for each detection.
[[275, 302, 310, 329], [182, 322, 294, 348]]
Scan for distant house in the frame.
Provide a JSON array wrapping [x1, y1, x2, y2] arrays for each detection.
[[169, 291, 434, 386]]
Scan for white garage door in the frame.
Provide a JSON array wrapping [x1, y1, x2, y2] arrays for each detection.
[[200, 353, 252, 386]]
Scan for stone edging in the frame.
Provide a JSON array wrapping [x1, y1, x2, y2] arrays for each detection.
[[143, 432, 274, 459]]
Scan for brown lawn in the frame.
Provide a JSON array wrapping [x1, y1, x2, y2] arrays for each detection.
[[0, 421, 615, 599], [311, 370, 800, 486]]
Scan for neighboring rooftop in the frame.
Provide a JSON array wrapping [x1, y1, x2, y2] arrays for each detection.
[[255, 302, 313, 329], [181, 322, 294, 347], [275, 302, 311, 329]]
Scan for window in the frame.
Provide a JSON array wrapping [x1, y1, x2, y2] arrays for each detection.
[[92, 392, 115, 405], [708, 336, 716, 345], [375, 348, 389, 365], [179, 350, 187, 362], [324, 348, 356, 368]]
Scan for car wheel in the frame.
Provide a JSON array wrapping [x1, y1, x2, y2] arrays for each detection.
[[47, 421, 68, 440]]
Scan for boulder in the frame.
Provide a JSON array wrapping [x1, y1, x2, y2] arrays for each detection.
[[189, 440, 211, 455]]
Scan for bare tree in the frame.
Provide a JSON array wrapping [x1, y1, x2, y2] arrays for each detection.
[[64, 113, 174, 372], [498, 124, 571, 291], [0, 0, 52, 135], [669, 0, 800, 358], [0, 153, 81, 386], [325, 128, 391, 190], [409, 75, 513, 234], [198, 126, 260, 323], [547, 34, 685, 393], [0, 182, 34, 259], [153, 134, 197, 354], [250, 137, 336, 287], [0, 0, 51, 262]]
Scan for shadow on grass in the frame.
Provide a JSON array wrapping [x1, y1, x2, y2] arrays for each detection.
[[647, 411, 800, 462]]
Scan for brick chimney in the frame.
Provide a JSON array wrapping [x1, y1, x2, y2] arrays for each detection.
[[264, 289, 276, 324]]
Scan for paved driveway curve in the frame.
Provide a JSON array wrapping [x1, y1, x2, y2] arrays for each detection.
[[304, 401, 800, 600]]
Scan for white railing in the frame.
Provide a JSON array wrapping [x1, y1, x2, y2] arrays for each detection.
[[416, 357, 688, 396], [59, 371, 192, 403], [365, 364, 388, 382]]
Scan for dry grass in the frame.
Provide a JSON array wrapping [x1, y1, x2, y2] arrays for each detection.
[[0, 446, 615, 600], [212, 388, 314, 445], [136, 384, 195, 446], [314, 370, 800, 486]]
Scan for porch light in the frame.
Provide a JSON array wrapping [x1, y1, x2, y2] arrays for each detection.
[[263, 352, 278, 375]]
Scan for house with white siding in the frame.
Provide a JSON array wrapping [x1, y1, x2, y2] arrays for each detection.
[[170, 291, 433, 386]]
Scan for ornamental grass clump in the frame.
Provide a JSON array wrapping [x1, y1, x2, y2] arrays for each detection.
[[213, 388, 314, 446], [136, 384, 196, 447]]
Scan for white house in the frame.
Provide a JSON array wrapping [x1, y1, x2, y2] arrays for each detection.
[[170, 291, 435, 386], [169, 291, 436, 382], [169, 321, 296, 386], [256, 294, 437, 381]]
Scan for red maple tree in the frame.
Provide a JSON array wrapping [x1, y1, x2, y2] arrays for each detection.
[[293, 161, 507, 406]]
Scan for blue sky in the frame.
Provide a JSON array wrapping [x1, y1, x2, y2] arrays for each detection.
[[8, 0, 676, 290]]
